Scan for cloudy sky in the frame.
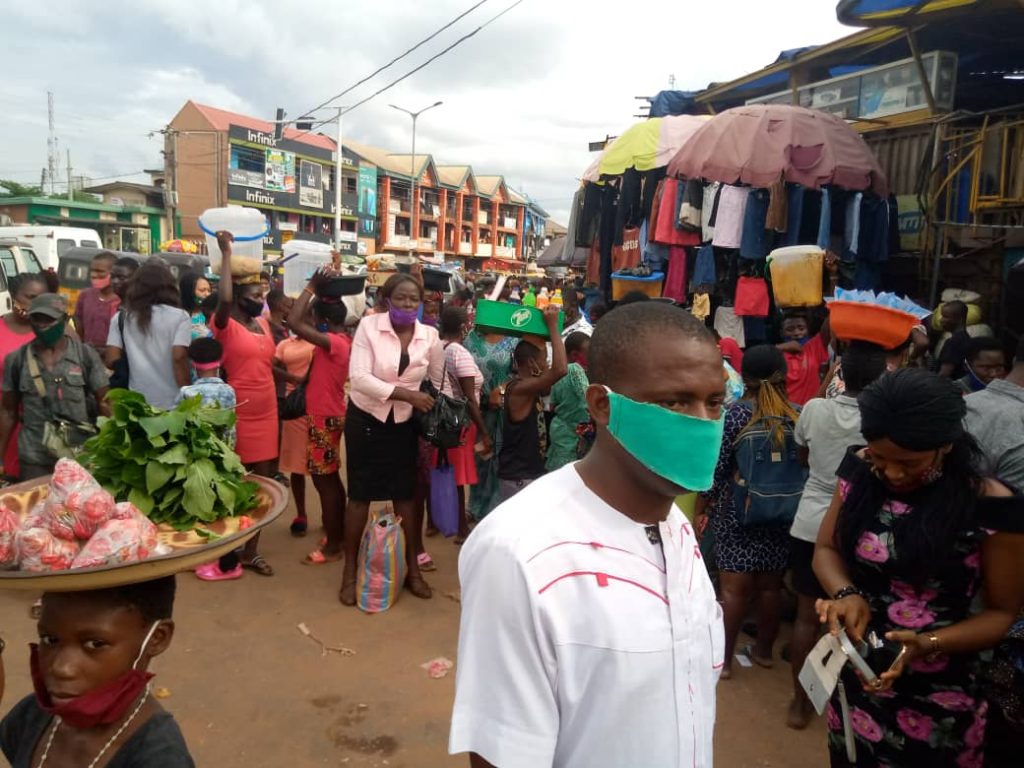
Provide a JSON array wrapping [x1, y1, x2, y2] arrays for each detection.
[[2, 1, 851, 224]]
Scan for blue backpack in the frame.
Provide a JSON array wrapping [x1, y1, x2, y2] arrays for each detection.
[[732, 415, 807, 527]]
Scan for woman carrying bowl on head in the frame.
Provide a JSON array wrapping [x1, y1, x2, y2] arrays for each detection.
[[339, 273, 443, 606], [195, 231, 279, 581]]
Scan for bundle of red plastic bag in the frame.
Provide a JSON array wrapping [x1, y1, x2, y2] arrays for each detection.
[[11, 459, 160, 573]]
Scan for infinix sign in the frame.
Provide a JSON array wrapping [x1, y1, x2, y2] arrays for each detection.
[[247, 129, 278, 147]]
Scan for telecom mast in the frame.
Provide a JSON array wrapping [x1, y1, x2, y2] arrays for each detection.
[[47, 91, 59, 195]]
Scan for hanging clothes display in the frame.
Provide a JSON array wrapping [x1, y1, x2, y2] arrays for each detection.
[[843, 191, 863, 261], [578, 183, 604, 247], [564, 187, 585, 260], [641, 167, 667, 224], [653, 178, 701, 246], [678, 179, 703, 231], [692, 244, 716, 288], [598, 184, 620, 296], [711, 185, 749, 249], [783, 184, 806, 246], [713, 306, 746, 347], [691, 291, 711, 321], [766, 177, 788, 232], [733, 276, 770, 317], [612, 227, 642, 272], [662, 246, 688, 303], [614, 169, 643, 243], [702, 182, 721, 243], [815, 186, 832, 251], [739, 187, 772, 260]]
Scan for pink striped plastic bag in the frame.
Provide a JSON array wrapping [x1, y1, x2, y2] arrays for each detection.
[[356, 507, 407, 613]]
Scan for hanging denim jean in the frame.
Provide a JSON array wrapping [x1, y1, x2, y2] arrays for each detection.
[[783, 184, 805, 246], [816, 187, 832, 250], [692, 244, 717, 287], [740, 188, 772, 260]]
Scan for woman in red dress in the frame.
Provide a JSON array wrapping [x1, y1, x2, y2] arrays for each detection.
[[197, 231, 279, 580], [0, 274, 49, 481]]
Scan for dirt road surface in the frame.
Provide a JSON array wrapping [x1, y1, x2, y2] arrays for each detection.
[[0, 499, 827, 767]]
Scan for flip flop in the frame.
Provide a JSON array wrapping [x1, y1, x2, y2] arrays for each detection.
[[290, 516, 308, 537], [195, 562, 244, 582], [302, 549, 343, 566], [416, 552, 436, 572], [241, 555, 274, 577], [744, 644, 774, 669]]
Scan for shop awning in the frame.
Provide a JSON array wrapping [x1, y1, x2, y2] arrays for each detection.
[[836, 0, 982, 26]]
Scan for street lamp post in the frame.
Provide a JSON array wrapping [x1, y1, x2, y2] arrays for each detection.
[[333, 106, 344, 253], [389, 101, 443, 259]]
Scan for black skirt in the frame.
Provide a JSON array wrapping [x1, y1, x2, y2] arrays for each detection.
[[345, 401, 417, 501]]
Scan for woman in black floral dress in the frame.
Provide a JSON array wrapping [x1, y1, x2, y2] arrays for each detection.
[[813, 369, 1024, 767], [704, 345, 801, 678]]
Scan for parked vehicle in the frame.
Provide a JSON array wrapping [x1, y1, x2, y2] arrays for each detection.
[[0, 226, 103, 271], [58, 247, 143, 313], [151, 251, 210, 281], [0, 238, 46, 314]]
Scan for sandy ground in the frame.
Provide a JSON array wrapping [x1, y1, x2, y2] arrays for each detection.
[[0, 487, 827, 767]]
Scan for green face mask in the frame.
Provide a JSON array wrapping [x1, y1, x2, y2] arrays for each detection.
[[33, 319, 66, 347], [604, 386, 725, 492]]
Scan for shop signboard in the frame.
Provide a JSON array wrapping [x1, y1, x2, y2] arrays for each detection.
[[265, 149, 296, 193], [228, 168, 264, 188], [226, 125, 369, 221], [299, 161, 324, 209], [358, 165, 378, 217]]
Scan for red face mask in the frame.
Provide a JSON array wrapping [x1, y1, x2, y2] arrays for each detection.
[[91, 275, 112, 290], [30, 621, 159, 729]]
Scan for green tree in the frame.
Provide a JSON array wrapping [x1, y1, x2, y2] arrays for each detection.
[[0, 179, 43, 197]]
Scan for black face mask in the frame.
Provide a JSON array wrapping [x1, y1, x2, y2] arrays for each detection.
[[239, 298, 264, 318]]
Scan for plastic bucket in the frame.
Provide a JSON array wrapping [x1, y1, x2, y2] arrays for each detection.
[[767, 246, 824, 308], [281, 239, 333, 296], [197, 206, 270, 276]]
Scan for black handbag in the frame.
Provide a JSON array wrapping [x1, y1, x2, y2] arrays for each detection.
[[108, 311, 130, 389], [281, 349, 315, 421], [414, 348, 469, 449]]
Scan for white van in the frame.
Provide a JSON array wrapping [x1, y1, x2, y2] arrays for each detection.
[[0, 239, 45, 314], [0, 226, 103, 271]]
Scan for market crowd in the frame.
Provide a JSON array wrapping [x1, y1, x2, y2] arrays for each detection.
[[0, 233, 1022, 767]]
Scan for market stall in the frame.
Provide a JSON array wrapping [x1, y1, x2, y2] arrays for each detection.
[[570, 103, 894, 347]]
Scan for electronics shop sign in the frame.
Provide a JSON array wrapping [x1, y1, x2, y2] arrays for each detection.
[[227, 124, 359, 215], [227, 183, 357, 218]]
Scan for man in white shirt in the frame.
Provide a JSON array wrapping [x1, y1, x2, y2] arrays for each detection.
[[450, 302, 727, 768]]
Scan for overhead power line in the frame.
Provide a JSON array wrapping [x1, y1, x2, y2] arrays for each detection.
[[294, 0, 492, 124], [338, 0, 525, 120]]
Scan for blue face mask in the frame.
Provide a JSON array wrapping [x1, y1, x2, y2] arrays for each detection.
[[603, 386, 725, 492]]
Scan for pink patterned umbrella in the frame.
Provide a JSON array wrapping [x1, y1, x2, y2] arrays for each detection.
[[667, 104, 888, 196]]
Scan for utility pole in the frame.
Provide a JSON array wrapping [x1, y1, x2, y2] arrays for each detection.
[[47, 91, 59, 196], [333, 107, 343, 252], [389, 102, 443, 259], [66, 149, 72, 201]]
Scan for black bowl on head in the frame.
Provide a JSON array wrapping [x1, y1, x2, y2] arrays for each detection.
[[316, 275, 366, 298], [423, 267, 451, 293]]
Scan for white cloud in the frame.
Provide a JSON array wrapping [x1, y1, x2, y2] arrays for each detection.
[[0, 0, 851, 221]]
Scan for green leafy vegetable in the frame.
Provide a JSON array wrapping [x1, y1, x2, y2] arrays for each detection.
[[81, 390, 259, 531]]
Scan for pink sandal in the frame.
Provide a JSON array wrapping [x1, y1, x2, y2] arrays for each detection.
[[417, 552, 436, 572], [195, 562, 243, 581]]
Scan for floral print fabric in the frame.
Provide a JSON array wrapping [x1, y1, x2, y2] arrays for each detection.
[[827, 452, 992, 767]]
